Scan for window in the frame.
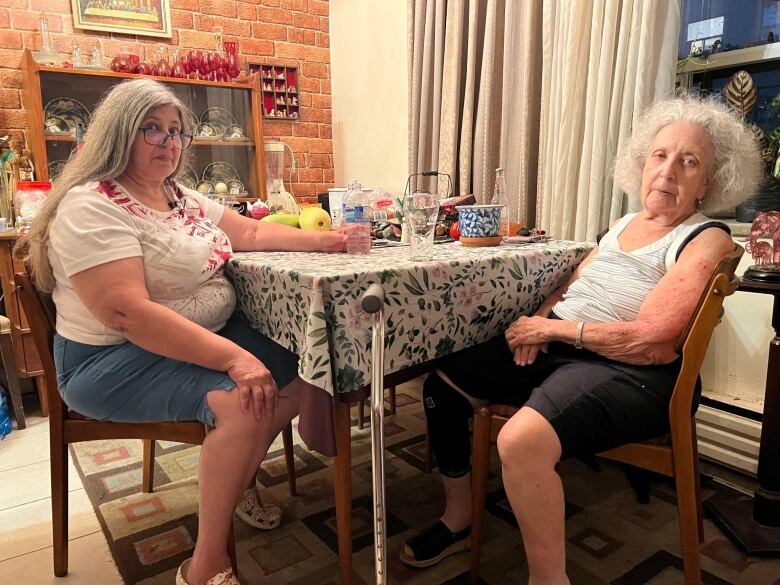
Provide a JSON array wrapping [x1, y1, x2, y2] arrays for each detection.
[[679, 0, 780, 59]]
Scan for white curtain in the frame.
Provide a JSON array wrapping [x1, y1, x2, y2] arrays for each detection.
[[408, 0, 543, 227], [537, 0, 681, 241]]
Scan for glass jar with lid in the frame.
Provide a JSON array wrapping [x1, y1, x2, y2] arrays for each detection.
[[14, 180, 52, 233]]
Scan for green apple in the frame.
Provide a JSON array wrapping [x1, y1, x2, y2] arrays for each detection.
[[299, 207, 332, 231], [260, 212, 300, 228]]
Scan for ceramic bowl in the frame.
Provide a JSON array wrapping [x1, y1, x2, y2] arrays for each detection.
[[455, 204, 504, 238]]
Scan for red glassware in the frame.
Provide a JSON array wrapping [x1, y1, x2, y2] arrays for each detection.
[[110, 50, 134, 73], [152, 48, 171, 77], [135, 46, 152, 75], [170, 50, 186, 78], [187, 49, 203, 73], [208, 51, 221, 72], [224, 41, 240, 79]]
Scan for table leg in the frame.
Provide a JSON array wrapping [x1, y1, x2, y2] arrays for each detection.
[[334, 400, 353, 584], [705, 290, 780, 554]]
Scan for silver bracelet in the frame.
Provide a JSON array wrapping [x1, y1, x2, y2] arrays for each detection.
[[574, 321, 584, 349]]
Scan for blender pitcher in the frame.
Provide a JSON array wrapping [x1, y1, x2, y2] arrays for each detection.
[[263, 140, 295, 197]]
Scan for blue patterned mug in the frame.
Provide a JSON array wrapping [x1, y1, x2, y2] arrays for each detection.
[[455, 204, 504, 238]]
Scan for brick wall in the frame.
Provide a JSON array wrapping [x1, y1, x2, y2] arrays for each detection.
[[0, 0, 333, 202]]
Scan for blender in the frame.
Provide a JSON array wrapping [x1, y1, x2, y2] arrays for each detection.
[[263, 140, 299, 213]]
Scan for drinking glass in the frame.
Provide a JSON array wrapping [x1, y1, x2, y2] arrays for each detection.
[[405, 190, 439, 261]]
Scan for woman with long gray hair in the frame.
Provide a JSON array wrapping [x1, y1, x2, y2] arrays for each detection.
[[19, 78, 346, 585]]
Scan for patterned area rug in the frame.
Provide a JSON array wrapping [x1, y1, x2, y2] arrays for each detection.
[[70, 378, 780, 585]]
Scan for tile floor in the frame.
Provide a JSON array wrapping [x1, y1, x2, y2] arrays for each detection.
[[0, 394, 124, 584]]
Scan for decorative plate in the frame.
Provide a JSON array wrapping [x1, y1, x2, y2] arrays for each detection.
[[183, 109, 199, 134], [48, 159, 67, 180], [227, 179, 245, 195], [43, 98, 90, 133], [44, 115, 72, 134], [199, 107, 238, 135], [195, 180, 215, 194], [195, 122, 221, 139], [202, 161, 240, 184], [178, 166, 199, 190], [223, 124, 247, 140]]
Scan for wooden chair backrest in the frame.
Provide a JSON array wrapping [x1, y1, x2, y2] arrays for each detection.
[[15, 270, 63, 421], [668, 245, 743, 425]]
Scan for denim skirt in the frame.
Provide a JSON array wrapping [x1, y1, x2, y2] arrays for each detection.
[[53, 315, 299, 426]]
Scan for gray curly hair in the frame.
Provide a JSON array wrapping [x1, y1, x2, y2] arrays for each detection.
[[18, 78, 194, 292], [614, 96, 763, 213]]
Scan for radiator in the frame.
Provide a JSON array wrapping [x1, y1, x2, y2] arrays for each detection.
[[695, 405, 762, 476]]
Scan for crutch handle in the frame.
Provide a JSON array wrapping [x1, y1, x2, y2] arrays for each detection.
[[361, 284, 386, 314]]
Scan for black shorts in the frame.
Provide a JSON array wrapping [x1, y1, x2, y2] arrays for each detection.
[[440, 336, 690, 460]]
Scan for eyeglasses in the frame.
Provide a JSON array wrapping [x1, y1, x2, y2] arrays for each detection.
[[137, 127, 194, 149]]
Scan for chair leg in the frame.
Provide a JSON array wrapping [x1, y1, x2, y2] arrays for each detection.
[[358, 399, 365, 429], [282, 422, 297, 497], [0, 332, 25, 429], [470, 408, 492, 585], [388, 386, 397, 415], [51, 432, 68, 576], [142, 439, 155, 493], [672, 432, 702, 585], [34, 375, 49, 417], [691, 424, 704, 543]]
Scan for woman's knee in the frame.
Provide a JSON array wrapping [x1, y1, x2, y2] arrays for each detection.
[[207, 388, 270, 433], [496, 407, 561, 467]]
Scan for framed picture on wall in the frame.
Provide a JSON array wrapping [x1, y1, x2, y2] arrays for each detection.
[[71, 0, 172, 38]]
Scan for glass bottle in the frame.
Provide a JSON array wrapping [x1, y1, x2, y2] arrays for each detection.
[[90, 42, 104, 69], [491, 167, 510, 238], [70, 42, 83, 68], [135, 45, 153, 75], [33, 12, 59, 65]]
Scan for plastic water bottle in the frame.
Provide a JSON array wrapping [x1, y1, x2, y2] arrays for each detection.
[[491, 168, 510, 238], [341, 179, 371, 254]]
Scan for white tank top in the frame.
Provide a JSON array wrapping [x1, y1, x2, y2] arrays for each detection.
[[552, 212, 725, 324]]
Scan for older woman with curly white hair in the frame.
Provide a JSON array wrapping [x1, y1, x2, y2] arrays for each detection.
[[400, 96, 762, 581], [20, 78, 347, 585]]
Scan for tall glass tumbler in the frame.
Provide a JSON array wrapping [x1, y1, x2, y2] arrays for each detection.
[[406, 191, 439, 261]]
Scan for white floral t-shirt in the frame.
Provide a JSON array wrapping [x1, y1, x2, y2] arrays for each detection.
[[49, 179, 236, 345]]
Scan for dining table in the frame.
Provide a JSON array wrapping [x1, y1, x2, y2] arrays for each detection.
[[225, 238, 592, 584]]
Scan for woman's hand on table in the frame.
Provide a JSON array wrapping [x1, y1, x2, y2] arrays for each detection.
[[317, 228, 348, 253], [226, 352, 279, 419]]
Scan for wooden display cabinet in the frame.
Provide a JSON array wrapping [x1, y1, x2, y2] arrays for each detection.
[[21, 50, 267, 200]]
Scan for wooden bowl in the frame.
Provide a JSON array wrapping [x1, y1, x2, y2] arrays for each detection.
[[460, 236, 503, 247]]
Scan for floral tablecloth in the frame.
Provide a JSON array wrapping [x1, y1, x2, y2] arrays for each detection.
[[226, 241, 592, 397]]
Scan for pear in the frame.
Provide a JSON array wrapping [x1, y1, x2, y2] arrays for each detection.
[[299, 207, 332, 231]]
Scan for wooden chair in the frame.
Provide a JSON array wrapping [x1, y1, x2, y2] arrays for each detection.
[[469, 246, 744, 585], [15, 271, 297, 576], [0, 313, 25, 429]]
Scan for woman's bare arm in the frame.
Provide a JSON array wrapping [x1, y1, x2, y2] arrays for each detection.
[[506, 228, 734, 365]]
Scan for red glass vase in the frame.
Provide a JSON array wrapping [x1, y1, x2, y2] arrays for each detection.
[[223, 41, 240, 79]]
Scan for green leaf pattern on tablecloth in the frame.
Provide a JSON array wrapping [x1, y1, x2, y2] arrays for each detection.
[[226, 241, 592, 396]]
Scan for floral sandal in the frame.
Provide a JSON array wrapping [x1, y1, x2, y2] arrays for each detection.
[[399, 520, 471, 568], [234, 488, 282, 530], [176, 558, 241, 585]]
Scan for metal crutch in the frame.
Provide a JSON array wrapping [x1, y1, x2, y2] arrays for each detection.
[[361, 283, 388, 585]]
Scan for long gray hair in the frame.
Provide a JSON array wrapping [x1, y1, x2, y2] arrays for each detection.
[[18, 78, 193, 292], [614, 95, 763, 213]]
